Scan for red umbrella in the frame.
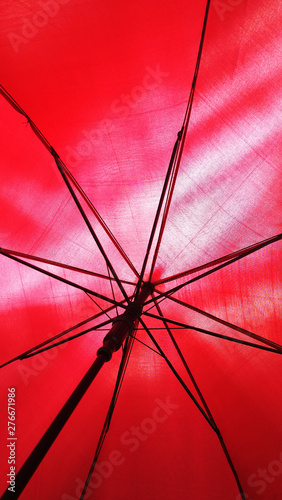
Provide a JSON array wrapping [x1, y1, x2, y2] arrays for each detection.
[[0, 0, 281, 499]]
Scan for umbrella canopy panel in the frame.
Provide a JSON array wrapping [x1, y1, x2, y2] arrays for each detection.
[[0, 0, 281, 499]]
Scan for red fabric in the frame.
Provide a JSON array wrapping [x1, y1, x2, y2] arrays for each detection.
[[0, 0, 281, 499]]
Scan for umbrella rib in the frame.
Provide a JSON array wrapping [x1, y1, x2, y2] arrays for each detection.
[[145, 233, 282, 305], [162, 294, 282, 353], [152, 297, 216, 413], [134, 130, 183, 297], [0, 247, 135, 285], [146, 300, 248, 499], [107, 264, 118, 316], [0, 302, 119, 369], [21, 318, 114, 359], [0, 248, 123, 308], [84, 327, 186, 331], [53, 156, 130, 303], [155, 233, 282, 285], [139, 317, 216, 431], [64, 166, 140, 279], [147, 134, 182, 282], [148, 0, 212, 281], [0, 84, 54, 152], [80, 330, 137, 499], [143, 310, 282, 354], [0, 84, 139, 284], [150, 299, 248, 498], [83, 291, 113, 320], [128, 333, 163, 356]]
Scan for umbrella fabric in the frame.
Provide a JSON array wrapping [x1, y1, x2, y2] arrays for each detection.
[[0, 0, 281, 499]]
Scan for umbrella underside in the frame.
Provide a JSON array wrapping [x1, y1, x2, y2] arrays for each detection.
[[0, 1, 281, 499]]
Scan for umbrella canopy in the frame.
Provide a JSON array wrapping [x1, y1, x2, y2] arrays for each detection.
[[0, 0, 281, 499]]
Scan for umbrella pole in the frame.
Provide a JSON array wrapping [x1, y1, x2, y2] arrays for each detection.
[[2, 283, 154, 499]]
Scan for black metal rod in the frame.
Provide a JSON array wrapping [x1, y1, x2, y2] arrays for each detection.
[[1, 353, 107, 500], [0, 249, 119, 307]]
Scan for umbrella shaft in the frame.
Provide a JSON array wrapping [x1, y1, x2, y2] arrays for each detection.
[[2, 284, 154, 499], [1, 353, 106, 500]]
